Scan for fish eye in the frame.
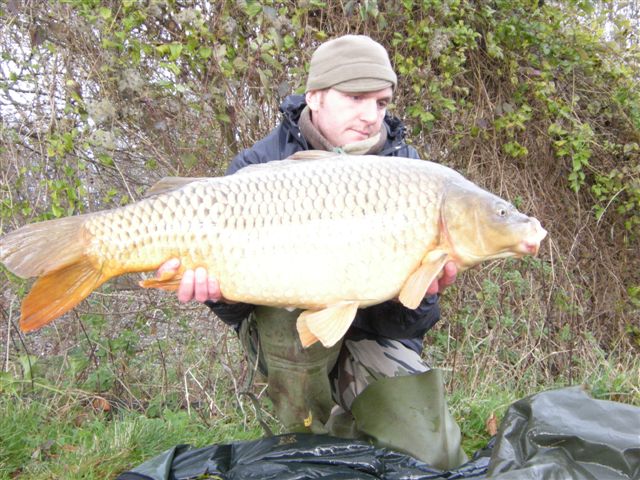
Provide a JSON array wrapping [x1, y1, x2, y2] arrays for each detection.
[[497, 206, 508, 217]]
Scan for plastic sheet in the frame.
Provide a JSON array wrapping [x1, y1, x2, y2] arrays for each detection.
[[117, 387, 640, 480]]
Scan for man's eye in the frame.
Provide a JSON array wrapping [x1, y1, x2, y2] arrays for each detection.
[[378, 101, 388, 109]]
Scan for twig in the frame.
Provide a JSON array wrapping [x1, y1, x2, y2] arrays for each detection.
[[112, 155, 137, 202], [3, 300, 13, 372], [240, 391, 273, 437], [183, 372, 191, 417], [156, 338, 169, 394], [77, 314, 100, 368], [8, 313, 33, 388], [595, 186, 627, 227]]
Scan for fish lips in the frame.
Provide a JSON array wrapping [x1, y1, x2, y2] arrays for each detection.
[[515, 218, 547, 256]]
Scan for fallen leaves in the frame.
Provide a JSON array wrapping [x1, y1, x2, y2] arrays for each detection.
[[485, 412, 498, 436]]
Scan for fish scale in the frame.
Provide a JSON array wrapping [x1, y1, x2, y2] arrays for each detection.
[[0, 152, 547, 347]]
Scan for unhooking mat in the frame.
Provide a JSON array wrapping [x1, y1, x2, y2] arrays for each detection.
[[117, 386, 640, 480]]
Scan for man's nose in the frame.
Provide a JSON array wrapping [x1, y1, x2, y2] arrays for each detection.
[[359, 99, 379, 123]]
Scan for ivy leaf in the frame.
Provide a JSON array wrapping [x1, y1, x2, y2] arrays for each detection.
[[99, 7, 112, 19], [198, 46, 212, 59], [18, 354, 38, 380], [0, 372, 18, 394], [51, 203, 64, 218], [169, 43, 183, 61], [245, 1, 262, 17], [182, 153, 197, 170]]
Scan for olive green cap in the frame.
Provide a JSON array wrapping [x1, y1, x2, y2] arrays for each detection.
[[305, 35, 397, 93]]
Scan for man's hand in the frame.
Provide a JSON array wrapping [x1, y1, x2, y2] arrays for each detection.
[[425, 261, 457, 296], [157, 258, 223, 303]]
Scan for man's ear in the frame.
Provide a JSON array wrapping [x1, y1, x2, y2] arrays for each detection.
[[305, 90, 322, 111]]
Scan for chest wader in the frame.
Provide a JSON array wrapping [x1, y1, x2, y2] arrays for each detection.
[[349, 369, 468, 470], [245, 306, 342, 433], [243, 308, 466, 470]]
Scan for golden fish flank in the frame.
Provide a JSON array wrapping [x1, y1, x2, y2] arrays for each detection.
[[0, 151, 547, 348]]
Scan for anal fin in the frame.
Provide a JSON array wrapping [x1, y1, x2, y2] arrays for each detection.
[[139, 269, 183, 291], [296, 316, 318, 348], [296, 301, 359, 348], [399, 250, 450, 309]]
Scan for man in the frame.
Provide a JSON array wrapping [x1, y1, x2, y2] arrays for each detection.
[[158, 35, 465, 469]]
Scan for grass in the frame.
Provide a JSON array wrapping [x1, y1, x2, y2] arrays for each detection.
[[1, 264, 639, 478], [0, 395, 266, 479], [0, 287, 281, 479]]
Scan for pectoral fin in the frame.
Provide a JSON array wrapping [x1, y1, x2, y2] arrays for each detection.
[[139, 269, 183, 291], [296, 301, 359, 348], [399, 250, 450, 309]]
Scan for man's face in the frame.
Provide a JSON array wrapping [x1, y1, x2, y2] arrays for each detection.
[[305, 87, 393, 147]]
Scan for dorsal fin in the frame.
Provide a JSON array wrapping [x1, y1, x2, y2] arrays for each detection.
[[236, 151, 341, 175], [144, 177, 200, 197], [285, 150, 340, 161]]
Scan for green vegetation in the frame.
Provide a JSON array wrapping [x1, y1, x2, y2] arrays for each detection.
[[1, 0, 639, 477], [0, 394, 265, 479], [0, 308, 275, 479]]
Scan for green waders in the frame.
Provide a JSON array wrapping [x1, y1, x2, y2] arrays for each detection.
[[246, 306, 467, 470], [350, 369, 467, 470], [248, 306, 341, 433]]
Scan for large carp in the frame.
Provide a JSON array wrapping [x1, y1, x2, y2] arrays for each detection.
[[0, 151, 546, 347]]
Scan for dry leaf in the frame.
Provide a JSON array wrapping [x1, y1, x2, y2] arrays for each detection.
[[485, 412, 498, 436], [303, 411, 313, 428], [91, 396, 111, 412]]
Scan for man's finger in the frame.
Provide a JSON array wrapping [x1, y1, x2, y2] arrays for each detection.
[[194, 267, 209, 302], [207, 277, 222, 302], [426, 279, 440, 296], [177, 269, 195, 303], [441, 262, 457, 287], [157, 258, 180, 277]]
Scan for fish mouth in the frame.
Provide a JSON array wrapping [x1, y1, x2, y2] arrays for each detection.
[[517, 241, 541, 256], [516, 220, 547, 256]]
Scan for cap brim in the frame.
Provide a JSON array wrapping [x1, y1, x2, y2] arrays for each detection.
[[332, 78, 394, 93]]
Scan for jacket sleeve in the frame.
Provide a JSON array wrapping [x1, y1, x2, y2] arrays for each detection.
[[206, 149, 262, 327], [395, 144, 421, 159], [205, 301, 255, 329], [350, 295, 441, 341], [226, 129, 280, 174]]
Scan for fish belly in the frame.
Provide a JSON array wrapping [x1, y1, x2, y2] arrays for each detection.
[[217, 215, 432, 308]]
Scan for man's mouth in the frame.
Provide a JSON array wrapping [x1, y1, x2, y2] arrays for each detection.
[[350, 129, 370, 138]]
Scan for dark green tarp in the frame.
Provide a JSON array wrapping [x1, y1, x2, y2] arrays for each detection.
[[117, 387, 640, 480]]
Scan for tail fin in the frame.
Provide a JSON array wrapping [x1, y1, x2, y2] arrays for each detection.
[[1, 216, 88, 277], [1, 215, 109, 331], [20, 257, 109, 331]]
